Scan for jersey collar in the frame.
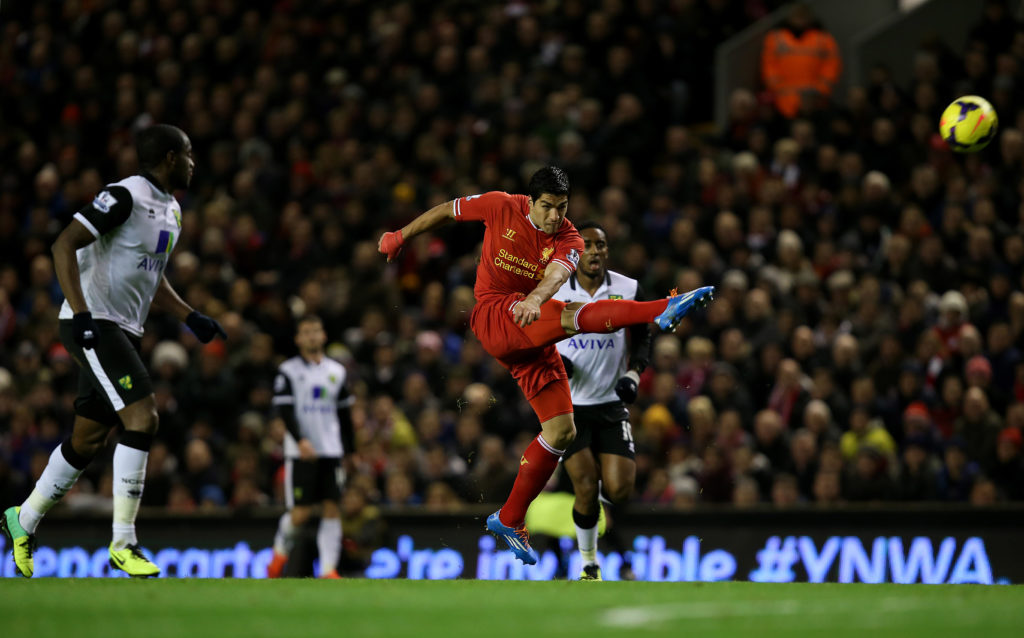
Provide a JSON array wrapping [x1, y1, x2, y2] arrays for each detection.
[[140, 171, 171, 196], [571, 270, 611, 297]]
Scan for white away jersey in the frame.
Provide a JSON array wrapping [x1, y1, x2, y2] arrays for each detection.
[[273, 356, 352, 458], [59, 174, 182, 336], [556, 270, 639, 405]]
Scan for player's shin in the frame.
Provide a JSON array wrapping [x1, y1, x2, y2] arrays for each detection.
[[111, 431, 152, 550], [572, 507, 600, 567], [499, 434, 564, 528], [20, 440, 90, 533], [273, 511, 297, 556], [573, 299, 669, 333], [317, 517, 342, 577]]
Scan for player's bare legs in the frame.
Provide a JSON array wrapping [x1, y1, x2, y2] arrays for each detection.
[[3, 415, 109, 577], [540, 412, 576, 450], [565, 449, 601, 518], [599, 454, 636, 506]]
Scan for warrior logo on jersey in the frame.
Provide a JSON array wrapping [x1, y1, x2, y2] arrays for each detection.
[[502, 228, 517, 241]]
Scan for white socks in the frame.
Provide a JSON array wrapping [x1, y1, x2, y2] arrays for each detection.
[[576, 522, 598, 566], [317, 517, 342, 575], [273, 511, 297, 556], [20, 445, 86, 533], [111, 444, 148, 550], [273, 513, 343, 575]]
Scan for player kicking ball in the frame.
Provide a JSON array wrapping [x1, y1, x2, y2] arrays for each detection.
[[1, 125, 224, 578], [378, 167, 713, 565]]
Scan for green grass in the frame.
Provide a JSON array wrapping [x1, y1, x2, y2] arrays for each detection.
[[1, 580, 1022, 637]]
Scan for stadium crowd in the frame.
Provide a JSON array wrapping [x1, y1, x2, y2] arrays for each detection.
[[1, 0, 1023, 548]]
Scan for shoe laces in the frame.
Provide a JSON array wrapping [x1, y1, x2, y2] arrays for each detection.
[[513, 525, 531, 546], [125, 544, 148, 560], [26, 535, 37, 553]]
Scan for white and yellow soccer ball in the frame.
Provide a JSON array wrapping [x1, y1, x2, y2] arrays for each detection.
[[939, 95, 998, 152]]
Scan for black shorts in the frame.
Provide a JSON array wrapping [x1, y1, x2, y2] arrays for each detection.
[[59, 319, 153, 424], [564, 401, 636, 460], [285, 457, 343, 507]]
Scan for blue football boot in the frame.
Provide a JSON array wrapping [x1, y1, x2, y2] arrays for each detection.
[[486, 511, 538, 565], [654, 286, 715, 332]]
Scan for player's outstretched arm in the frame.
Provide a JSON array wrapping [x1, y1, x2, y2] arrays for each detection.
[[513, 262, 571, 327], [377, 201, 456, 262]]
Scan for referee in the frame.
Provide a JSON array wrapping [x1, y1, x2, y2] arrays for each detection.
[[555, 221, 651, 581], [267, 315, 355, 579], [1, 124, 225, 578]]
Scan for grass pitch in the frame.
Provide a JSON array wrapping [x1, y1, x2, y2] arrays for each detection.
[[1, 579, 1021, 638]]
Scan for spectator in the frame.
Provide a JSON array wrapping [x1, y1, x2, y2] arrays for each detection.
[[812, 469, 843, 506], [771, 473, 801, 508], [937, 438, 980, 501], [844, 447, 895, 502], [732, 475, 761, 507], [761, 3, 841, 118], [953, 387, 1003, 471], [840, 407, 896, 461], [896, 435, 940, 501], [991, 426, 1024, 499], [787, 428, 819, 499]]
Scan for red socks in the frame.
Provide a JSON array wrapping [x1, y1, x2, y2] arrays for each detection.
[[574, 299, 669, 334], [499, 434, 563, 528]]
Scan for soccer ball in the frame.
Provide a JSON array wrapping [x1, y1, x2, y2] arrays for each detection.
[[939, 95, 998, 152]]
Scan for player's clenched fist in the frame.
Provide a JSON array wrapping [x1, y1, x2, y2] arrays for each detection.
[[378, 230, 404, 262], [513, 296, 541, 327]]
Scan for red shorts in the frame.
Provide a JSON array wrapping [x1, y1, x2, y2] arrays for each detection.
[[470, 293, 574, 421]]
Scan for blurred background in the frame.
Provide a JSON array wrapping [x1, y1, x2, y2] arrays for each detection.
[[1, 0, 1023, 575]]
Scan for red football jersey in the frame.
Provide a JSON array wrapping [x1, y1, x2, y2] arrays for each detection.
[[454, 191, 583, 303]]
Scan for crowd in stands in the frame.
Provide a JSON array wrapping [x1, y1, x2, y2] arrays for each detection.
[[1, 0, 1023, 555]]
